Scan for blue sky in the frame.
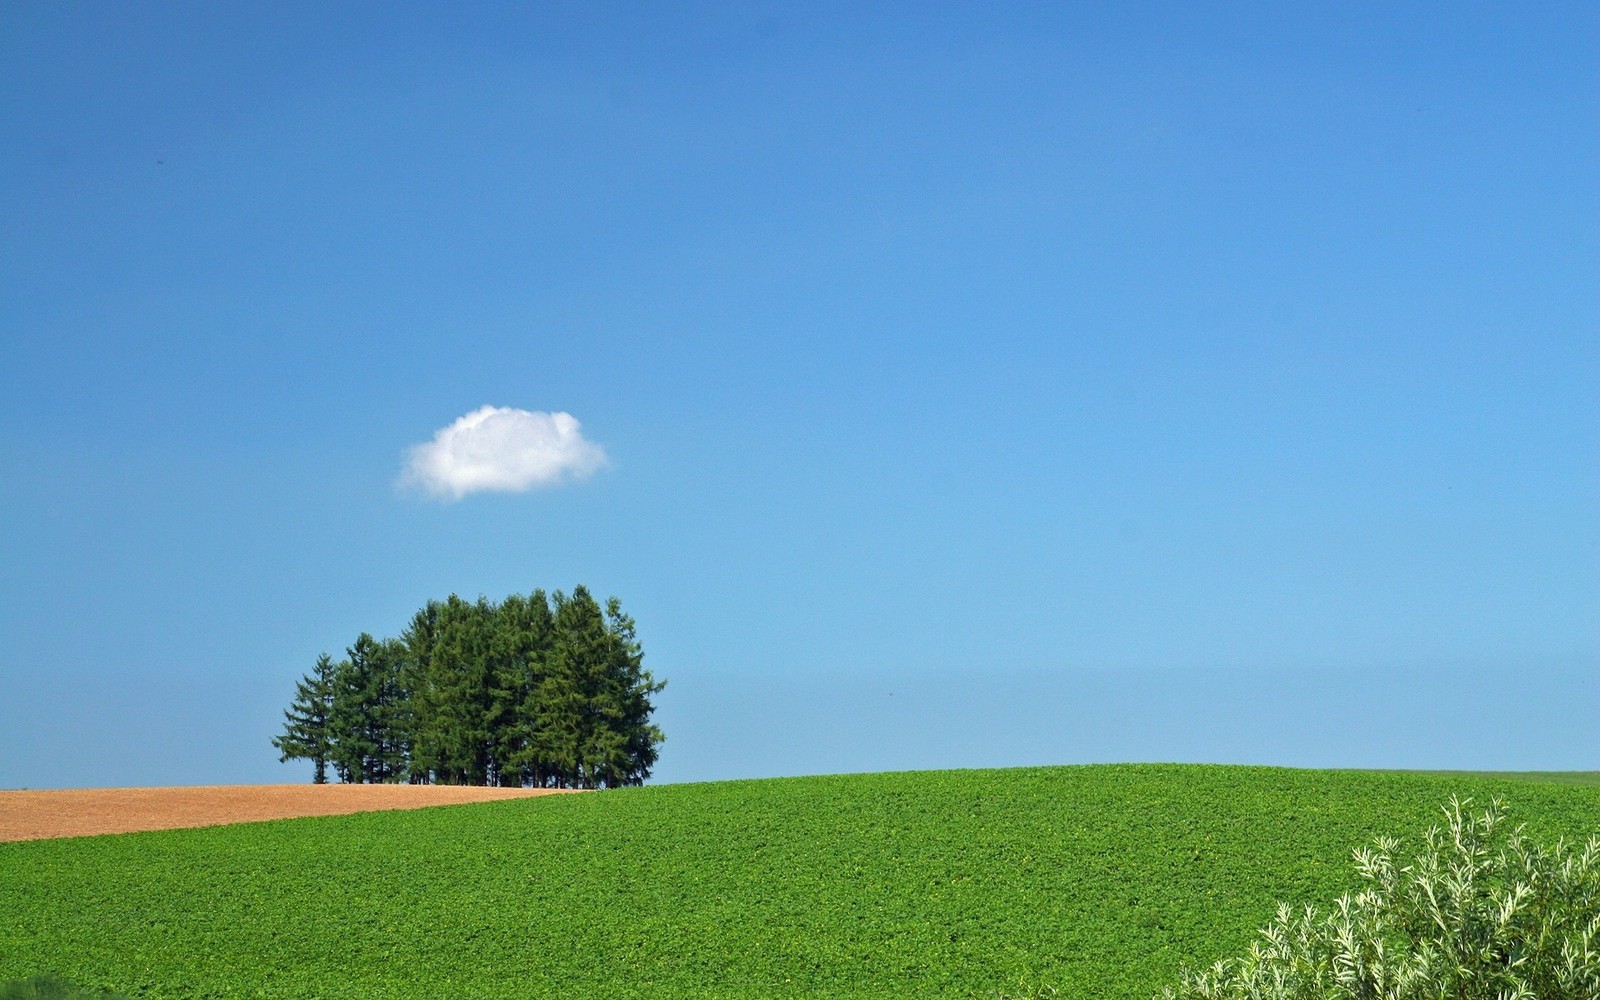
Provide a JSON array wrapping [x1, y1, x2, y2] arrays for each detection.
[[2, 3, 1595, 789]]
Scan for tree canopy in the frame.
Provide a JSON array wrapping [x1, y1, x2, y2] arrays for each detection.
[[272, 587, 665, 788]]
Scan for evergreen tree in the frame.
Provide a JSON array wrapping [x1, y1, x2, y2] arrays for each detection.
[[414, 596, 496, 785], [400, 600, 442, 783], [491, 590, 553, 787], [528, 587, 606, 788], [326, 648, 371, 783], [275, 586, 665, 788], [530, 587, 665, 789], [363, 635, 411, 782], [271, 652, 336, 783], [598, 596, 666, 787]]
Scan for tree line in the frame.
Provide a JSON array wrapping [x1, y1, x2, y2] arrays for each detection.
[[272, 586, 665, 789]]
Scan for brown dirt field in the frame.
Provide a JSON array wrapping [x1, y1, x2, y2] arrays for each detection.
[[0, 784, 579, 843]]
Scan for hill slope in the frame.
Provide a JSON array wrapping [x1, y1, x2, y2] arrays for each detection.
[[2, 765, 1598, 999]]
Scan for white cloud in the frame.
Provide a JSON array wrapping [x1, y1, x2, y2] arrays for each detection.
[[400, 406, 607, 500]]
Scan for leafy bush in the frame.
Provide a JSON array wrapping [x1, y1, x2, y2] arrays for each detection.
[[1157, 797, 1600, 1000]]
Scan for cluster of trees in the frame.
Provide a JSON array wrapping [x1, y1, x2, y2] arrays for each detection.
[[271, 587, 665, 789]]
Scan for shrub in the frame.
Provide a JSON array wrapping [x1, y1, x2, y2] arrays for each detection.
[[1156, 797, 1600, 1000]]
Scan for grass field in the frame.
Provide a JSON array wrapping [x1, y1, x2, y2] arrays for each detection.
[[1380, 768, 1600, 787], [2, 764, 1598, 999]]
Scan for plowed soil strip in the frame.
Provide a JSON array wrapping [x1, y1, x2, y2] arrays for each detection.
[[0, 784, 577, 842]]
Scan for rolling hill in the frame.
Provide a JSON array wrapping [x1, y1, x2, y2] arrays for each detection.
[[2, 764, 1597, 999]]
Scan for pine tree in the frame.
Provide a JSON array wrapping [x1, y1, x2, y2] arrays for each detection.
[[492, 590, 553, 787], [599, 596, 666, 787], [535, 588, 605, 787], [414, 596, 496, 784], [528, 587, 665, 789], [360, 635, 410, 782], [326, 650, 371, 783], [275, 586, 665, 788], [271, 653, 336, 783], [400, 601, 442, 783]]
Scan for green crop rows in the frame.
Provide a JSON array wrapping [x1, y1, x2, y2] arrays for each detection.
[[3, 765, 1598, 999]]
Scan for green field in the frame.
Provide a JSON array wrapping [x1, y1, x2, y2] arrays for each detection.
[[3, 765, 1598, 999]]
